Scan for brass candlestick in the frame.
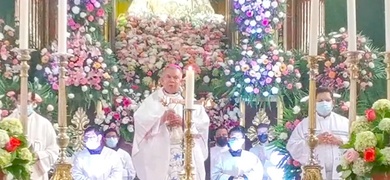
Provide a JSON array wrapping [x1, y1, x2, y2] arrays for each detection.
[[341, 51, 364, 132], [180, 109, 195, 180], [13, 48, 35, 135], [381, 52, 390, 99], [302, 55, 323, 180], [51, 54, 72, 180]]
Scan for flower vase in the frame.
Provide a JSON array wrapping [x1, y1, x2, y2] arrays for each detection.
[[372, 173, 388, 180]]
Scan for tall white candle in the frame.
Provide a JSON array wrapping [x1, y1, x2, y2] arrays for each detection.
[[19, 0, 29, 49], [308, 0, 320, 55], [385, 0, 390, 51], [58, 0, 68, 53], [185, 66, 195, 109], [347, 0, 357, 51]]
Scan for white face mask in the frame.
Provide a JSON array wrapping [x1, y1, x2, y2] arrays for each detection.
[[17, 104, 34, 116], [316, 101, 333, 116], [85, 139, 101, 150], [228, 139, 244, 151], [106, 137, 119, 148]]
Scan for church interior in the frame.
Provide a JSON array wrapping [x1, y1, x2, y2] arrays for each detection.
[[0, 0, 389, 179]]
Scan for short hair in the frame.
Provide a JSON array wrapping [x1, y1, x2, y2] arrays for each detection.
[[103, 128, 119, 137], [257, 123, 269, 130], [228, 126, 245, 138], [84, 125, 102, 136], [316, 87, 333, 99], [215, 126, 228, 132], [15, 89, 36, 101]]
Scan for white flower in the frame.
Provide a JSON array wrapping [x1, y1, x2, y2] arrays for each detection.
[[127, 125, 134, 132], [0, 130, 10, 148], [279, 132, 288, 140], [46, 105, 54, 112], [80, 12, 87, 18], [111, 65, 118, 72], [225, 82, 232, 87], [71, 6, 80, 14], [0, 33, 4, 41], [203, 76, 210, 83], [89, 27, 96, 32], [339, 27, 346, 33], [329, 38, 336, 44], [68, 94, 75, 99], [81, 85, 88, 92], [103, 81, 109, 87], [292, 106, 301, 114], [102, 90, 108, 94], [74, 0, 80, 5]]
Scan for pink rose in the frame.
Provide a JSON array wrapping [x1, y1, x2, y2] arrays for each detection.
[[344, 149, 359, 163]]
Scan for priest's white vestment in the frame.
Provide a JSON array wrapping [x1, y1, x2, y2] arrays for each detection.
[[8, 109, 59, 180], [286, 112, 349, 180], [211, 150, 263, 180], [72, 146, 123, 180], [132, 89, 210, 180]]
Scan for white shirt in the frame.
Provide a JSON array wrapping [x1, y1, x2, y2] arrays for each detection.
[[211, 150, 264, 180], [210, 145, 229, 168]]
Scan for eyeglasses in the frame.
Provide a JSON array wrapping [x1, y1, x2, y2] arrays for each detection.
[[229, 137, 243, 141]]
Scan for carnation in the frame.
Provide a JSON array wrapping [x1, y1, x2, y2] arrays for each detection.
[[379, 147, 390, 165], [351, 116, 370, 134], [372, 99, 390, 111], [0, 129, 10, 148], [378, 118, 390, 133], [0, 118, 23, 135], [354, 131, 377, 152], [0, 148, 12, 168], [351, 158, 373, 176]]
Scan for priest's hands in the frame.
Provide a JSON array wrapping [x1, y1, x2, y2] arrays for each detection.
[[161, 110, 182, 127], [317, 132, 343, 146]]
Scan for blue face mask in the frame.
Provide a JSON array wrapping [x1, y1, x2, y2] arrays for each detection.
[[27, 105, 34, 116], [106, 137, 119, 148], [316, 101, 333, 116]]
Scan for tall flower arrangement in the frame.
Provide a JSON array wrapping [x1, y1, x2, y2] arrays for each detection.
[[337, 99, 390, 179], [0, 118, 33, 179], [207, 97, 241, 131]]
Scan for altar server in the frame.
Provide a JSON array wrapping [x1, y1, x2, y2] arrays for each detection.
[[72, 126, 123, 179], [103, 128, 136, 180], [249, 124, 273, 180], [8, 91, 59, 180], [210, 126, 229, 168], [132, 64, 210, 180], [211, 126, 263, 180], [286, 87, 349, 180]]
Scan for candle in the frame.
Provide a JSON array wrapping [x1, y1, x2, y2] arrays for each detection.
[[185, 66, 195, 109], [19, 0, 29, 49], [386, 0, 390, 51], [58, 0, 68, 53], [308, 0, 320, 55], [347, 0, 357, 51]]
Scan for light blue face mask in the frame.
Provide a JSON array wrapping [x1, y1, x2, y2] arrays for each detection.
[[106, 137, 119, 148], [27, 105, 34, 116], [316, 101, 333, 116]]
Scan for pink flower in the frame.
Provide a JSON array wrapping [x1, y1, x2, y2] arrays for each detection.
[[344, 149, 359, 163], [86, 3, 94, 12]]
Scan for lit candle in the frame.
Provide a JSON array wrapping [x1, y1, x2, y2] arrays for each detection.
[[58, 0, 67, 53], [19, 0, 29, 49], [185, 66, 195, 109], [308, 0, 320, 55], [347, 0, 357, 51], [386, 0, 390, 51]]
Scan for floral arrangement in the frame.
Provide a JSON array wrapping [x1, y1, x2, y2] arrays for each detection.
[[337, 99, 390, 179], [97, 95, 138, 143], [39, 0, 120, 109], [206, 96, 241, 131], [316, 28, 385, 92], [115, 14, 227, 94], [0, 19, 18, 79], [0, 117, 33, 179]]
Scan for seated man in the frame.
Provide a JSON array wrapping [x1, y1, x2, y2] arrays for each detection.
[[211, 126, 263, 180], [72, 126, 123, 179], [249, 124, 273, 180], [103, 128, 136, 180], [210, 126, 229, 168]]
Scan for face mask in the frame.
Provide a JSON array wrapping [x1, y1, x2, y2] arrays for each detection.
[[85, 139, 101, 150], [216, 137, 228, 147], [228, 139, 244, 151], [106, 137, 119, 148], [316, 101, 333, 116], [27, 104, 34, 116], [258, 134, 268, 143]]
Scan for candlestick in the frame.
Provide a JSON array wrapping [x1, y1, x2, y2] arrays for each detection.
[[185, 66, 195, 109], [386, 0, 390, 51], [58, 54, 68, 127], [19, 0, 29, 49], [347, 0, 357, 51], [58, 0, 68, 53], [308, 0, 320, 55]]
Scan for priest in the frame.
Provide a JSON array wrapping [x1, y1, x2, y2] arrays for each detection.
[[132, 64, 210, 180], [8, 91, 59, 180], [286, 87, 349, 180]]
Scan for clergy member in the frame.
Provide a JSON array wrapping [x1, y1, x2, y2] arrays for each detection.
[[210, 126, 229, 168], [286, 87, 349, 180], [8, 91, 59, 180], [103, 128, 136, 180], [249, 124, 273, 180], [132, 64, 210, 180], [72, 126, 123, 179], [211, 126, 263, 180]]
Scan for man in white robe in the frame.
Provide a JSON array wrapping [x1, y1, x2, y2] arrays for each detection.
[[211, 126, 263, 180], [210, 126, 229, 168], [286, 87, 349, 180], [72, 126, 123, 179], [249, 124, 273, 180], [132, 64, 210, 180], [7, 92, 59, 180], [103, 128, 136, 180]]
